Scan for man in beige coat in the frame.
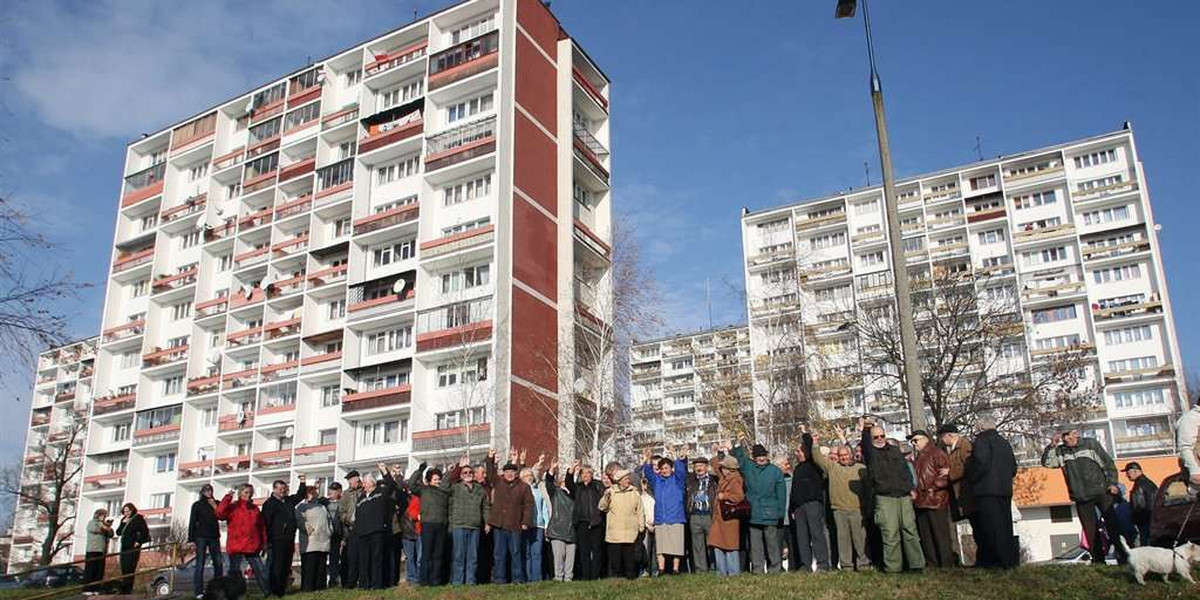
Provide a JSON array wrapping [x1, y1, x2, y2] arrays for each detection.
[[812, 429, 870, 570]]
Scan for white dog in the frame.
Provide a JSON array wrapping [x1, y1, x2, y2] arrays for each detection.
[[1118, 538, 1200, 585]]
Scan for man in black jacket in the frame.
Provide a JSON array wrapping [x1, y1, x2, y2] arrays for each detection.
[[965, 416, 1017, 568], [189, 484, 223, 598], [1123, 462, 1158, 547], [791, 429, 831, 571], [354, 472, 395, 589], [261, 475, 307, 596], [860, 418, 924, 574], [685, 456, 718, 572], [324, 482, 344, 587], [566, 461, 605, 580]]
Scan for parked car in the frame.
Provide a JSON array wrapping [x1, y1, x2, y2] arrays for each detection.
[[150, 557, 297, 596], [1042, 544, 1119, 566], [0, 565, 86, 589]]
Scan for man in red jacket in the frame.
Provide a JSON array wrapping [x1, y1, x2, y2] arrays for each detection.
[[909, 431, 954, 568], [217, 484, 270, 595]]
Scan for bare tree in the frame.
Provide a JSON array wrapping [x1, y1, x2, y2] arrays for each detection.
[[1, 418, 86, 566], [0, 198, 85, 384], [846, 264, 1100, 440]]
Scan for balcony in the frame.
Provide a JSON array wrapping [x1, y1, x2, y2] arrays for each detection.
[[411, 423, 490, 453], [306, 264, 348, 289], [238, 207, 273, 232], [260, 360, 299, 383], [53, 390, 76, 403], [573, 66, 608, 111], [221, 368, 259, 390], [428, 30, 498, 90], [354, 202, 420, 235], [425, 115, 496, 172], [278, 157, 316, 184], [267, 273, 306, 298], [573, 137, 609, 184], [1081, 239, 1151, 262], [142, 345, 188, 368], [274, 195, 312, 220], [359, 115, 423, 154], [366, 40, 428, 77], [1104, 363, 1175, 385], [573, 122, 609, 161], [213, 455, 251, 474], [230, 287, 266, 309], [342, 384, 411, 412], [315, 158, 354, 201], [132, 424, 181, 447], [178, 460, 213, 480], [795, 210, 847, 231], [293, 444, 337, 466], [1074, 180, 1140, 204], [112, 248, 155, 274], [253, 449, 292, 470], [271, 234, 309, 257], [301, 350, 341, 369], [321, 105, 359, 130], [263, 318, 301, 340], [416, 297, 493, 352], [152, 266, 198, 293], [160, 194, 207, 224], [233, 247, 269, 269], [186, 375, 220, 397], [241, 166, 278, 194], [347, 289, 414, 320], [171, 113, 217, 151], [1114, 432, 1172, 456], [967, 207, 1007, 224], [92, 393, 136, 416], [747, 247, 795, 267], [206, 218, 237, 242], [287, 83, 322, 108], [1092, 298, 1163, 321], [122, 163, 166, 208], [195, 296, 229, 318], [83, 471, 127, 491], [213, 147, 245, 171], [1013, 223, 1075, 245], [421, 224, 495, 259], [1022, 281, 1086, 302]]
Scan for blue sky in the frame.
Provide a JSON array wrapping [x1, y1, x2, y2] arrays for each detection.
[[0, 0, 1196, 464]]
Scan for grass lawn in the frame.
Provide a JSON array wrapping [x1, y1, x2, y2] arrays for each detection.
[[288, 566, 1200, 600]]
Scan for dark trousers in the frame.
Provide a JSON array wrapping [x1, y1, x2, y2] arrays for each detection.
[[83, 551, 106, 593], [492, 528, 525, 584], [575, 523, 604, 580], [419, 522, 448, 586], [389, 533, 404, 585], [1075, 494, 1129, 565], [118, 548, 139, 594], [193, 537, 223, 597], [974, 496, 1017, 568], [1133, 520, 1152, 547], [342, 534, 358, 588], [793, 500, 831, 570], [608, 543, 637, 580], [915, 508, 955, 568], [358, 532, 388, 589], [327, 536, 342, 586], [300, 552, 327, 591], [267, 539, 294, 595]]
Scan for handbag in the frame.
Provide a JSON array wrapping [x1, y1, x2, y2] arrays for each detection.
[[720, 499, 751, 521]]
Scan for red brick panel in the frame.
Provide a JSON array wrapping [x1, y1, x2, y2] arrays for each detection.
[[510, 381, 558, 458], [516, 0, 561, 58], [514, 34, 557, 136], [510, 286, 558, 392], [513, 111, 557, 216], [512, 197, 557, 299]]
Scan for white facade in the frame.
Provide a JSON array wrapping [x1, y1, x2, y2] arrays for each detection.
[[75, 0, 611, 558], [740, 129, 1185, 457], [630, 326, 753, 452]]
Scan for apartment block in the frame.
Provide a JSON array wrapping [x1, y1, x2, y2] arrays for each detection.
[[82, 0, 611, 554], [740, 128, 1185, 458], [630, 326, 753, 453], [9, 338, 97, 572]]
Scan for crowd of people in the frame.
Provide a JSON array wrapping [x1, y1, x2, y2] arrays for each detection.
[[79, 411, 1188, 596]]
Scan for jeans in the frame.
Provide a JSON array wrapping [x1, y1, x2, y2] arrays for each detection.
[[549, 539, 575, 581], [524, 528, 545, 581], [419, 523, 448, 586], [748, 524, 782, 573], [193, 537, 224, 597], [875, 495, 925, 573], [688, 514, 713, 572], [450, 528, 480, 585], [714, 548, 741, 576], [833, 509, 870, 569], [402, 537, 421, 583], [227, 553, 270, 596], [793, 501, 831, 571], [492, 528, 526, 584]]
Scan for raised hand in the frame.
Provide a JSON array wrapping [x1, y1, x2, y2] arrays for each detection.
[[509, 448, 520, 463], [535, 453, 546, 469], [519, 449, 528, 464], [549, 459, 559, 474], [488, 448, 497, 461], [459, 455, 470, 468]]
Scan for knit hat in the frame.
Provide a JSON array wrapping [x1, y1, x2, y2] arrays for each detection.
[[719, 456, 740, 471], [751, 444, 768, 458]]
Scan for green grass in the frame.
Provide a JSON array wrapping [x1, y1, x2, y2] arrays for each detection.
[[288, 566, 1200, 600]]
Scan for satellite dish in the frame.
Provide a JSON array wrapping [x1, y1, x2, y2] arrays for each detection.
[[236, 408, 246, 423], [392, 279, 408, 295], [215, 207, 224, 217], [284, 426, 295, 438], [207, 350, 221, 365], [315, 71, 327, 85], [243, 98, 255, 114], [204, 223, 214, 232], [240, 284, 253, 297]]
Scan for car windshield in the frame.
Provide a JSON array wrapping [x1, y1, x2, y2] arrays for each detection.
[[1053, 546, 1085, 560]]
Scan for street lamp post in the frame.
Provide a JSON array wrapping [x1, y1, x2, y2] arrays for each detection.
[[835, 0, 928, 432]]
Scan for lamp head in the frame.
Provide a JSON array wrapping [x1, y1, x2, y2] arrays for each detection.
[[835, 0, 857, 19]]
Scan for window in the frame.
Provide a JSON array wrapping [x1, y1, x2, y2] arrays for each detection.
[[168, 335, 189, 348], [1078, 174, 1124, 192], [857, 224, 882, 235], [670, 358, 693, 370], [117, 384, 137, 396], [327, 299, 346, 320], [320, 385, 340, 408], [442, 217, 490, 237], [1012, 190, 1057, 209], [1006, 160, 1057, 179], [170, 302, 192, 321], [760, 268, 796, 285], [1049, 506, 1074, 524], [443, 173, 492, 206], [344, 68, 362, 87], [981, 255, 1012, 269], [154, 452, 177, 473], [149, 492, 173, 510], [112, 422, 131, 442], [756, 219, 788, 233], [1114, 389, 1165, 408], [435, 407, 487, 430], [201, 406, 217, 427], [366, 326, 413, 355], [1031, 304, 1077, 324], [977, 229, 1005, 245], [902, 237, 924, 253], [1023, 246, 1068, 266], [1108, 356, 1157, 373], [1081, 205, 1131, 226], [969, 174, 996, 190], [446, 14, 495, 44], [376, 155, 419, 184], [810, 232, 846, 250], [188, 163, 208, 182], [379, 80, 422, 110], [1074, 148, 1117, 169], [162, 376, 183, 395], [319, 428, 337, 445], [332, 217, 352, 238], [859, 251, 885, 268], [1104, 325, 1153, 345], [1035, 334, 1081, 351], [813, 285, 852, 303], [284, 103, 320, 131], [371, 239, 416, 267], [936, 235, 964, 247], [1092, 264, 1141, 284], [1125, 419, 1166, 438], [216, 254, 232, 271], [108, 459, 128, 474], [437, 357, 489, 387], [362, 419, 407, 446], [363, 372, 408, 391], [338, 141, 357, 161], [853, 200, 880, 215], [139, 214, 158, 232], [440, 264, 490, 293], [180, 230, 201, 249], [120, 351, 139, 369], [446, 92, 494, 124]]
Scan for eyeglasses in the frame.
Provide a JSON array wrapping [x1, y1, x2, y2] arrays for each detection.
[[872, 435, 886, 440]]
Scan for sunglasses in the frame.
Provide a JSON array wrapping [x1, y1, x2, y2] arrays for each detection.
[[872, 434, 886, 440]]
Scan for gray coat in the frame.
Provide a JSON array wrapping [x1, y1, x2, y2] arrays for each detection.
[[297, 500, 331, 554], [85, 518, 113, 553]]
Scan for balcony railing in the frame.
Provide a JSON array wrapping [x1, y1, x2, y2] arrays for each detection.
[[416, 297, 493, 352], [213, 455, 251, 474], [1114, 432, 1172, 455], [1074, 180, 1139, 203], [573, 67, 608, 110], [347, 288, 415, 320], [307, 264, 348, 289], [1092, 299, 1163, 321], [152, 266, 198, 293], [101, 319, 146, 344], [316, 158, 354, 199], [230, 287, 265, 308], [274, 195, 312, 220], [573, 123, 609, 158], [186, 375, 221, 397], [421, 224, 495, 259], [233, 246, 269, 269], [354, 202, 419, 235], [221, 368, 259, 390], [83, 471, 128, 490], [195, 296, 229, 318], [366, 40, 428, 76], [112, 248, 155, 273], [226, 326, 264, 347], [301, 350, 342, 368], [253, 449, 292, 470], [411, 423, 490, 453], [268, 273, 306, 298], [359, 115, 423, 154], [177, 460, 213, 480], [342, 384, 411, 412], [142, 345, 188, 368], [260, 360, 299, 383], [92, 393, 136, 416], [213, 147, 245, 171], [429, 30, 498, 89], [1081, 239, 1151, 261], [278, 157, 316, 183], [264, 318, 301, 339], [217, 413, 253, 432], [293, 444, 337, 466], [160, 194, 207, 223], [321, 105, 359, 130], [122, 163, 166, 207], [132, 424, 181, 447], [425, 116, 496, 171], [271, 234, 309, 257]]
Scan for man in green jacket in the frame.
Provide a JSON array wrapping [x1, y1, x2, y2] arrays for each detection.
[[448, 457, 490, 585], [408, 463, 454, 586], [730, 434, 787, 573], [1041, 428, 1128, 565]]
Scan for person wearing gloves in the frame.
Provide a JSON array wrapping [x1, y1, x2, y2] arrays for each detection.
[[407, 461, 452, 586], [1041, 427, 1128, 565]]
